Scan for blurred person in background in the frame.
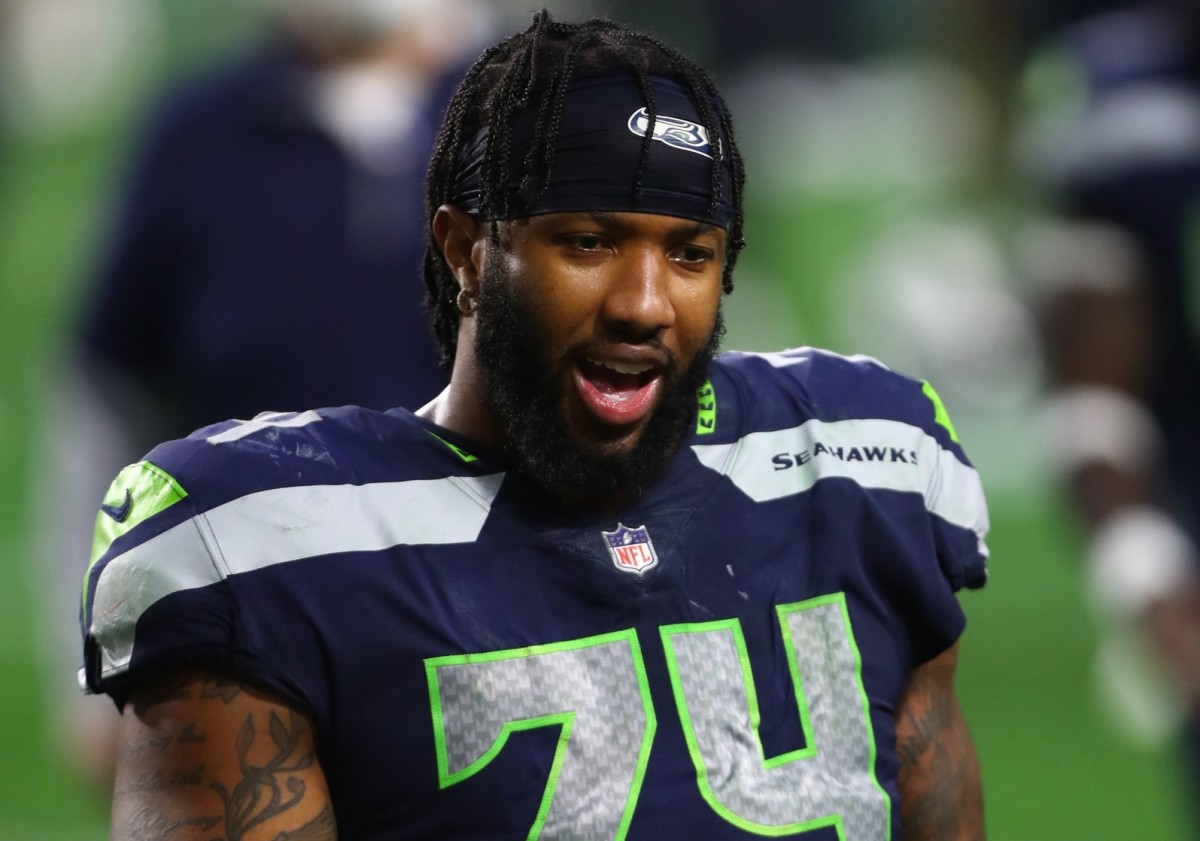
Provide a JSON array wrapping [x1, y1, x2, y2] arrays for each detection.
[[1020, 0, 1200, 828], [36, 0, 491, 790]]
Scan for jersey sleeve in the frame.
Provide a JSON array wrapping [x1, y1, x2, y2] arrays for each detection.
[[711, 348, 990, 661], [916, 378, 990, 591], [81, 421, 320, 711]]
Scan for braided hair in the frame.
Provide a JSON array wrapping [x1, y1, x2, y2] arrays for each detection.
[[422, 10, 747, 371]]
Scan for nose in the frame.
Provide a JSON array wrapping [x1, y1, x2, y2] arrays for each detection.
[[600, 246, 675, 341]]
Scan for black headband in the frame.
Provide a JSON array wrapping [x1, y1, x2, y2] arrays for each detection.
[[449, 74, 735, 228]]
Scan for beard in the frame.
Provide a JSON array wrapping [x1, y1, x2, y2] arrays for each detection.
[[472, 259, 723, 509]]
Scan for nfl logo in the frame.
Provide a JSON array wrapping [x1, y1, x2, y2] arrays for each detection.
[[601, 523, 660, 575]]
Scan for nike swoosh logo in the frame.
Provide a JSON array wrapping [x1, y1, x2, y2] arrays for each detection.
[[100, 489, 133, 523]]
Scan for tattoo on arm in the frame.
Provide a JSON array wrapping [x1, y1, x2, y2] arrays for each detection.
[[897, 686, 958, 839], [211, 710, 317, 841], [119, 807, 221, 841], [896, 651, 985, 841], [274, 805, 337, 841], [201, 676, 244, 704], [115, 671, 335, 841]]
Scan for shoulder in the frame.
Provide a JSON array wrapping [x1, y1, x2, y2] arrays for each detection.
[[92, 406, 437, 563], [703, 348, 989, 591], [81, 405, 487, 698], [716, 346, 899, 395], [712, 347, 964, 455]]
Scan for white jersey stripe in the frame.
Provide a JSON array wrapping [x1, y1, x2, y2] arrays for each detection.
[[205, 409, 324, 444], [90, 472, 506, 680], [691, 418, 989, 554]]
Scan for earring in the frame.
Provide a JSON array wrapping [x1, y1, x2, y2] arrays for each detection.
[[456, 288, 476, 315]]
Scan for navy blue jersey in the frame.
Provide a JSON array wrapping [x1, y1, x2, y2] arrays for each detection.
[[82, 348, 988, 841]]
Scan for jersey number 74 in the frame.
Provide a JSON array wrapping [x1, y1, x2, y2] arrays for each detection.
[[426, 593, 890, 841]]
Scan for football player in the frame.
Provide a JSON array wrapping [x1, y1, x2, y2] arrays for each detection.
[[83, 11, 989, 840]]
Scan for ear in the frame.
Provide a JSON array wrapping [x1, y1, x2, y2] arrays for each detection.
[[432, 204, 485, 295]]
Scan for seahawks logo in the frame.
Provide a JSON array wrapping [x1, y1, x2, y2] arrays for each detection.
[[627, 108, 714, 159]]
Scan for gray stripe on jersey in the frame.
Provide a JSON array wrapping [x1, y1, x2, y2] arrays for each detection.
[[204, 409, 323, 444], [691, 417, 989, 554], [89, 472, 506, 681], [732, 347, 890, 371]]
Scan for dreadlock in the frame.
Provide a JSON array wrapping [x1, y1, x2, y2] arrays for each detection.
[[422, 10, 747, 371]]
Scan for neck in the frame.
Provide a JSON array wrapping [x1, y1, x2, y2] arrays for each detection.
[[415, 324, 503, 453]]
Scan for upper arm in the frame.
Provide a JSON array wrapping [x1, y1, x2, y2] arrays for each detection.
[[895, 642, 984, 841], [111, 669, 336, 841]]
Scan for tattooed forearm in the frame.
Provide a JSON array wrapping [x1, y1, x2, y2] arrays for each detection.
[[116, 764, 206, 795], [895, 648, 985, 841], [178, 723, 205, 743], [211, 711, 317, 841], [114, 805, 220, 841], [113, 670, 334, 841], [202, 675, 244, 703], [896, 694, 945, 770], [274, 804, 337, 841], [118, 722, 205, 763], [897, 688, 958, 838]]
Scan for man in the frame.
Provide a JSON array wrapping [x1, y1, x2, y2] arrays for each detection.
[[81, 12, 989, 840]]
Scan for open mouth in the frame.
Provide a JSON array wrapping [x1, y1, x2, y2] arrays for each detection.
[[573, 357, 663, 426]]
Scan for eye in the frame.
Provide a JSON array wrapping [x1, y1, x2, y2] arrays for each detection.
[[671, 244, 715, 267], [564, 233, 608, 252]]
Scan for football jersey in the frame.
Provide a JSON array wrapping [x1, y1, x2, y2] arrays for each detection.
[[82, 347, 989, 841]]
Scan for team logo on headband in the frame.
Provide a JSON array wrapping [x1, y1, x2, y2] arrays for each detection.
[[627, 108, 714, 159]]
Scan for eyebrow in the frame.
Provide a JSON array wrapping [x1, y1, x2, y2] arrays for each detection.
[[585, 212, 722, 240]]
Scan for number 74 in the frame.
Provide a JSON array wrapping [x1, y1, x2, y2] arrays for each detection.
[[426, 593, 890, 841]]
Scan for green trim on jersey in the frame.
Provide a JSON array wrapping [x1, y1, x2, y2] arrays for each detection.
[[426, 430, 479, 463], [86, 461, 187, 602], [696, 379, 717, 435], [921, 380, 959, 444]]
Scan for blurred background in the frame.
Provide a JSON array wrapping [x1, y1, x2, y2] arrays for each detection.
[[1, 0, 1197, 838]]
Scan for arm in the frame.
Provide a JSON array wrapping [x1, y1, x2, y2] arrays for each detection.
[[111, 669, 336, 841], [895, 642, 984, 841]]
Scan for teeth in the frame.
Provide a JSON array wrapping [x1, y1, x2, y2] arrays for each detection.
[[588, 358, 653, 375]]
